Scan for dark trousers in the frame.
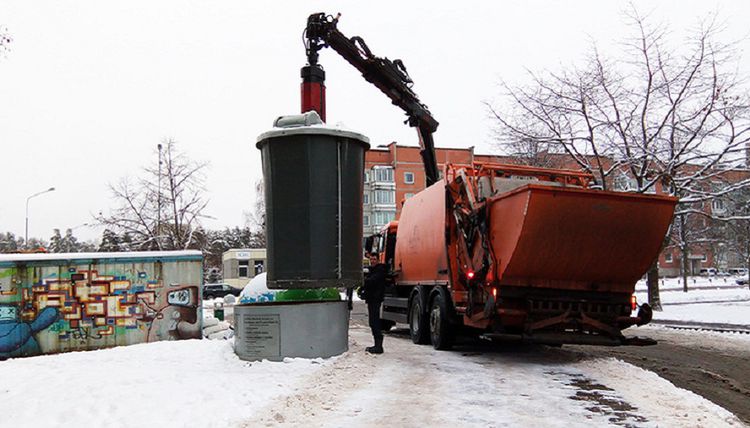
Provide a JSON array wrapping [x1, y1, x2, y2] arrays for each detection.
[[367, 300, 383, 339]]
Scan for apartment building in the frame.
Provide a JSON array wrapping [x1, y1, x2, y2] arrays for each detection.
[[363, 142, 515, 234]]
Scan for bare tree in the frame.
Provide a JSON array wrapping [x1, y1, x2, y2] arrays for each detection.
[[721, 187, 750, 281], [96, 139, 210, 250], [487, 7, 750, 309], [245, 178, 266, 248]]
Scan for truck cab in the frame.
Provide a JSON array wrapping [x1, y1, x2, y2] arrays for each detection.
[[364, 221, 398, 272]]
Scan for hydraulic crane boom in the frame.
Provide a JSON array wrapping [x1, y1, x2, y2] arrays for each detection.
[[302, 12, 440, 186]]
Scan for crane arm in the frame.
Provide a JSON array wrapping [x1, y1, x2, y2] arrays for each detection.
[[304, 12, 440, 186]]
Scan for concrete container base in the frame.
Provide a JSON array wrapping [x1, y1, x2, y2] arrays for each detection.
[[234, 300, 349, 361]]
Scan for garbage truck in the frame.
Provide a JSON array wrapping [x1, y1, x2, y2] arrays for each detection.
[[301, 12, 678, 349]]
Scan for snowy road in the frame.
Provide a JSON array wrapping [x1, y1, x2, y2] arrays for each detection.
[[245, 326, 742, 427]]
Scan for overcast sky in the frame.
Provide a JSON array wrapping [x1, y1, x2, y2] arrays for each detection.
[[1, 0, 748, 242]]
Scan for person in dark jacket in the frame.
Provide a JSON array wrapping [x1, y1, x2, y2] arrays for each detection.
[[362, 256, 387, 354]]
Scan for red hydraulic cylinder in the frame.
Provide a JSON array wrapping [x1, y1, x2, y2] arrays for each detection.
[[301, 64, 326, 122]]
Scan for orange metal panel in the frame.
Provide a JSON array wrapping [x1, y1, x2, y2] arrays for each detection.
[[394, 181, 449, 283], [489, 184, 677, 292]]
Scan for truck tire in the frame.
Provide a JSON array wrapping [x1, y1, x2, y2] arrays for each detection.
[[429, 291, 454, 350], [409, 287, 430, 344]]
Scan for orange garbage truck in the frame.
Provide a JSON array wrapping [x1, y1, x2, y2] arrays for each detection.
[[300, 13, 678, 348], [366, 163, 677, 349]]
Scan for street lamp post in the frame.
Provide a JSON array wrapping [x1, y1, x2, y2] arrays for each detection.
[[69, 222, 90, 232], [25, 187, 55, 248]]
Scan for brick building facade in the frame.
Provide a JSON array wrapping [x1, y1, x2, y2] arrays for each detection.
[[363, 143, 494, 234]]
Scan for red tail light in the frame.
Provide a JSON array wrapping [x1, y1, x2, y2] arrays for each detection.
[[630, 295, 637, 311], [466, 271, 475, 280]]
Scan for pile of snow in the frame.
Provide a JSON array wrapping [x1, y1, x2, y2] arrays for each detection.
[[238, 272, 278, 303], [202, 316, 232, 340], [0, 339, 332, 427]]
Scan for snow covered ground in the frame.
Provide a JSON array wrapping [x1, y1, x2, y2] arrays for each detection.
[[249, 327, 743, 427], [0, 276, 746, 427], [634, 277, 750, 325], [0, 338, 327, 428], [0, 326, 744, 427]]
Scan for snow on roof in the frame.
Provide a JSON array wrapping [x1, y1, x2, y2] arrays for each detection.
[[256, 122, 370, 145], [0, 250, 202, 264]]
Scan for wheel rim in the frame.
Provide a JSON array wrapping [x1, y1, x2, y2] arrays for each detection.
[[410, 303, 420, 336], [430, 304, 440, 343]]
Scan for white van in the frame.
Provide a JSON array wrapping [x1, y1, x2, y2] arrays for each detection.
[[728, 268, 748, 276], [699, 268, 717, 276]]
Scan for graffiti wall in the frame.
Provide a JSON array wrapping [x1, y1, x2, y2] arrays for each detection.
[[0, 252, 202, 358]]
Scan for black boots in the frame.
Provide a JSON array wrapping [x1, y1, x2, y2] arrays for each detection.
[[366, 335, 384, 354]]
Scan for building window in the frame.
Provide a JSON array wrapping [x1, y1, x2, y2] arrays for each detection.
[[363, 215, 370, 226], [701, 254, 708, 262], [373, 167, 394, 182], [374, 190, 395, 204], [711, 199, 725, 214], [363, 193, 369, 205], [254, 260, 265, 275], [238, 260, 249, 278], [404, 172, 415, 184], [373, 211, 395, 225], [364, 170, 370, 183], [665, 253, 672, 263], [614, 173, 636, 192]]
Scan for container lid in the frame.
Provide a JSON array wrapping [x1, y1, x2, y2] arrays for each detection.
[[256, 111, 370, 148]]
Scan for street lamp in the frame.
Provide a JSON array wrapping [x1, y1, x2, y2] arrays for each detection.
[[25, 187, 55, 248], [69, 222, 90, 232]]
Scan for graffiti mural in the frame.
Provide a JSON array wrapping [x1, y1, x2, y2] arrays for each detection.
[[0, 257, 202, 358], [0, 305, 58, 358]]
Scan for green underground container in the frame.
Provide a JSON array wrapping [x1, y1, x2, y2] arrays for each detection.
[[256, 111, 370, 290]]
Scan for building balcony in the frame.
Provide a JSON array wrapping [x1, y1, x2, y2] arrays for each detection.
[[370, 181, 396, 189], [372, 203, 396, 210]]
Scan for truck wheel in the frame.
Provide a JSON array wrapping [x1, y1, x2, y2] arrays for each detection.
[[409, 289, 430, 344], [429, 292, 454, 350]]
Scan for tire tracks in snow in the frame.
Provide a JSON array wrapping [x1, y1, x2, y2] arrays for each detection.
[[242, 328, 376, 427], [245, 326, 450, 427]]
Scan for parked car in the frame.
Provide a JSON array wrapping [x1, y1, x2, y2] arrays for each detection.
[[699, 268, 718, 276], [202, 283, 241, 300], [736, 278, 749, 286], [728, 268, 748, 276]]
